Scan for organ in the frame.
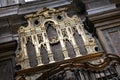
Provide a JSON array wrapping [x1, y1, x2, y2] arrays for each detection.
[[15, 7, 120, 80]]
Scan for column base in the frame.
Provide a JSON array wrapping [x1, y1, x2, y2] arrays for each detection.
[[37, 63, 44, 66], [76, 54, 82, 57], [64, 57, 70, 60], [49, 60, 55, 63]]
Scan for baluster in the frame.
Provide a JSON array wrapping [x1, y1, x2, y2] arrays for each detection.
[[103, 70, 108, 80]]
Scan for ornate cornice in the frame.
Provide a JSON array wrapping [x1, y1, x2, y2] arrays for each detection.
[[0, 40, 17, 53], [0, 0, 71, 17], [15, 52, 103, 76], [88, 7, 120, 28]]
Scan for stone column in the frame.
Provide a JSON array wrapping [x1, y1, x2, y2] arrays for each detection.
[[57, 29, 70, 59], [76, 24, 88, 45], [42, 32, 55, 63], [31, 35, 43, 66], [66, 27, 81, 57], [21, 37, 30, 68]]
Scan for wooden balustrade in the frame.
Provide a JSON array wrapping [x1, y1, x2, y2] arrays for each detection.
[[15, 52, 120, 80]]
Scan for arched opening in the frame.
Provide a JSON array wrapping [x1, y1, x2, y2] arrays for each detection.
[[26, 37, 38, 67], [74, 29, 87, 55], [40, 45, 49, 64], [66, 39, 76, 58], [45, 21, 58, 42]]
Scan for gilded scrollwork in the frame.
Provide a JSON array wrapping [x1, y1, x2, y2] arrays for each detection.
[[17, 7, 99, 70]]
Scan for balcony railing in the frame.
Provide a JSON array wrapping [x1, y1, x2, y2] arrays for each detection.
[[15, 53, 120, 80]]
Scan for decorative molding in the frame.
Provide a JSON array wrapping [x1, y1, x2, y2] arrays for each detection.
[[87, 4, 116, 15], [88, 7, 120, 27], [0, 5, 19, 17], [38, 54, 120, 80], [15, 53, 120, 80], [0, 0, 71, 17], [16, 52, 103, 76], [18, 0, 71, 14], [88, 7, 120, 55], [0, 40, 17, 53]]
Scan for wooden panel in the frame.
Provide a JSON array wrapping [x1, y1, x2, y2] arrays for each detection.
[[83, 0, 111, 10], [108, 29, 120, 53], [0, 59, 13, 80], [102, 26, 120, 53]]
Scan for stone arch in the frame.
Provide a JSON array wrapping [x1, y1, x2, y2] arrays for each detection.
[[41, 19, 58, 29]]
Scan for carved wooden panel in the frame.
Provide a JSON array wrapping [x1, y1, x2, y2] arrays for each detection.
[[102, 26, 120, 54]]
